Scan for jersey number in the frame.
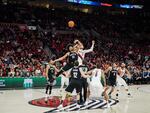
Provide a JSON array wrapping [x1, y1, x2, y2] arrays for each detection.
[[113, 72, 116, 76], [73, 72, 78, 78]]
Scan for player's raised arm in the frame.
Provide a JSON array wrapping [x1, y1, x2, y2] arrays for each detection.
[[54, 52, 69, 62], [80, 40, 95, 53], [74, 39, 84, 49]]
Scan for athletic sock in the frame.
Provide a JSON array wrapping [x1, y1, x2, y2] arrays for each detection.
[[116, 93, 119, 99]]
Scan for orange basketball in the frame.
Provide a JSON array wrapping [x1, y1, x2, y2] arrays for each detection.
[[68, 20, 75, 28]]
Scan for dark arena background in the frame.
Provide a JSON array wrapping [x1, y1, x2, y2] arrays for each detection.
[[0, 0, 150, 113]]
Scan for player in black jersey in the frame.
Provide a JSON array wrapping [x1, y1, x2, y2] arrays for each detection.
[[52, 44, 78, 77], [45, 61, 59, 103], [58, 61, 90, 109], [107, 63, 118, 98], [79, 60, 89, 104], [103, 62, 118, 107]]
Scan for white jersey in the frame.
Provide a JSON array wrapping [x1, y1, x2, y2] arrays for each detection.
[[78, 51, 84, 66], [89, 68, 104, 99], [117, 67, 128, 89]]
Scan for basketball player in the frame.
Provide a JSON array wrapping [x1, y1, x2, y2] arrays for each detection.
[[116, 63, 132, 99], [60, 76, 69, 91], [45, 61, 59, 103], [60, 61, 69, 91], [105, 63, 118, 99], [74, 39, 95, 65], [57, 61, 90, 109], [86, 63, 105, 104], [103, 62, 118, 108], [52, 44, 78, 77], [79, 60, 89, 104]]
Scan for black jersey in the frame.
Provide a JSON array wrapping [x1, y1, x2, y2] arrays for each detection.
[[68, 52, 78, 64], [108, 68, 118, 80], [70, 66, 81, 79], [48, 65, 55, 80], [105, 68, 118, 86]]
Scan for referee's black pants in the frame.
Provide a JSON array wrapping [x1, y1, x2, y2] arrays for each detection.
[[80, 80, 88, 103]]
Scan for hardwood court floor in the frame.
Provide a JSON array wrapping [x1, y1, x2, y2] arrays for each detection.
[[0, 85, 150, 113]]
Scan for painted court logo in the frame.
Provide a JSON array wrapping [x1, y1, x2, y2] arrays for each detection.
[[29, 96, 118, 112]]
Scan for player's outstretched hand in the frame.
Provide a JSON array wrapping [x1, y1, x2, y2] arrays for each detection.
[[74, 40, 79, 44], [92, 40, 95, 45]]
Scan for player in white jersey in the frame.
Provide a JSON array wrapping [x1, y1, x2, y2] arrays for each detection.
[[116, 63, 132, 99], [74, 39, 95, 65], [86, 64, 105, 103], [89, 65, 104, 99]]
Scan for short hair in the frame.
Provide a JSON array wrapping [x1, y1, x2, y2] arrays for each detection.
[[66, 44, 73, 51], [74, 60, 79, 66], [96, 63, 101, 68]]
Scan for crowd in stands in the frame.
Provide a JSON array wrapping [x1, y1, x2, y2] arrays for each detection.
[[0, 4, 149, 84]]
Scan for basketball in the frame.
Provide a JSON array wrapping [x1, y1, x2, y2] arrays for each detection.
[[68, 20, 75, 28]]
